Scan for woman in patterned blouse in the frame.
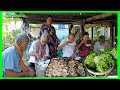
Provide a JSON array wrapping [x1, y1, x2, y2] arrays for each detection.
[[38, 15, 60, 59]]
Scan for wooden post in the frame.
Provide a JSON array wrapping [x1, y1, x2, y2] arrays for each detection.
[[81, 25, 84, 38], [21, 18, 26, 32], [115, 23, 117, 48], [22, 18, 29, 34], [69, 24, 73, 34], [115, 23, 117, 37], [91, 27, 94, 40], [110, 24, 114, 48]]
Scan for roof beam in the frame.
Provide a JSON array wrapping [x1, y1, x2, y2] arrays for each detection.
[[85, 13, 116, 22]]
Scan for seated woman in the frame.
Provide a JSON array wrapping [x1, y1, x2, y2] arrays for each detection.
[[76, 32, 93, 58], [94, 36, 109, 52]]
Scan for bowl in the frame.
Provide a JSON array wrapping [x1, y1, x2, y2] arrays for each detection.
[[85, 44, 91, 47]]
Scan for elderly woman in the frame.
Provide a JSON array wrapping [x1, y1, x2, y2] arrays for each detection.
[[28, 33, 49, 70], [2, 34, 35, 77], [94, 36, 109, 52], [38, 15, 60, 58]]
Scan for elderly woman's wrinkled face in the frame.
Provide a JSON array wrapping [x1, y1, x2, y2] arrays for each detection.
[[47, 17, 52, 25], [83, 35, 89, 41], [40, 37, 48, 46], [19, 38, 29, 51]]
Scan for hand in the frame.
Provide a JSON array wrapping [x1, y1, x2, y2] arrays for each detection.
[[35, 53, 42, 60], [74, 45, 78, 50], [43, 56, 48, 60], [78, 40, 85, 49], [64, 41, 69, 45], [22, 70, 29, 76], [28, 68, 35, 77], [81, 40, 86, 45]]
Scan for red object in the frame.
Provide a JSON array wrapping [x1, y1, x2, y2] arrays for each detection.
[[78, 40, 92, 57]]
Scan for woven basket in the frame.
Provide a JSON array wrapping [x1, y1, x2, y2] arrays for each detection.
[[85, 66, 114, 76]]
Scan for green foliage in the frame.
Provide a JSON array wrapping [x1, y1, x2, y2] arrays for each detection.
[[2, 29, 22, 51], [3, 12, 25, 18], [109, 48, 118, 65], [2, 12, 24, 51], [93, 27, 102, 41], [109, 48, 117, 55], [2, 31, 15, 50], [10, 29, 21, 39]]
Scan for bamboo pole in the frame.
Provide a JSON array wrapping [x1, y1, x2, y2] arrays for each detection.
[[86, 13, 116, 22]]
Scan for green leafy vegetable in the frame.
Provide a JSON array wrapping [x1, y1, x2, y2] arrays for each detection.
[[84, 53, 96, 71], [96, 54, 114, 73], [109, 48, 118, 59]]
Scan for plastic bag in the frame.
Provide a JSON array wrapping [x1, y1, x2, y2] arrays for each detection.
[[35, 61, 48, 77]]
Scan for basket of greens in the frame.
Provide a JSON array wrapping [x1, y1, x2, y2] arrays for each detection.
[[84, 51, 115, 76]]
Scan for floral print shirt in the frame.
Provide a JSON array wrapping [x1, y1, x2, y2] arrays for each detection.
[[38, 24, 60, 58]]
